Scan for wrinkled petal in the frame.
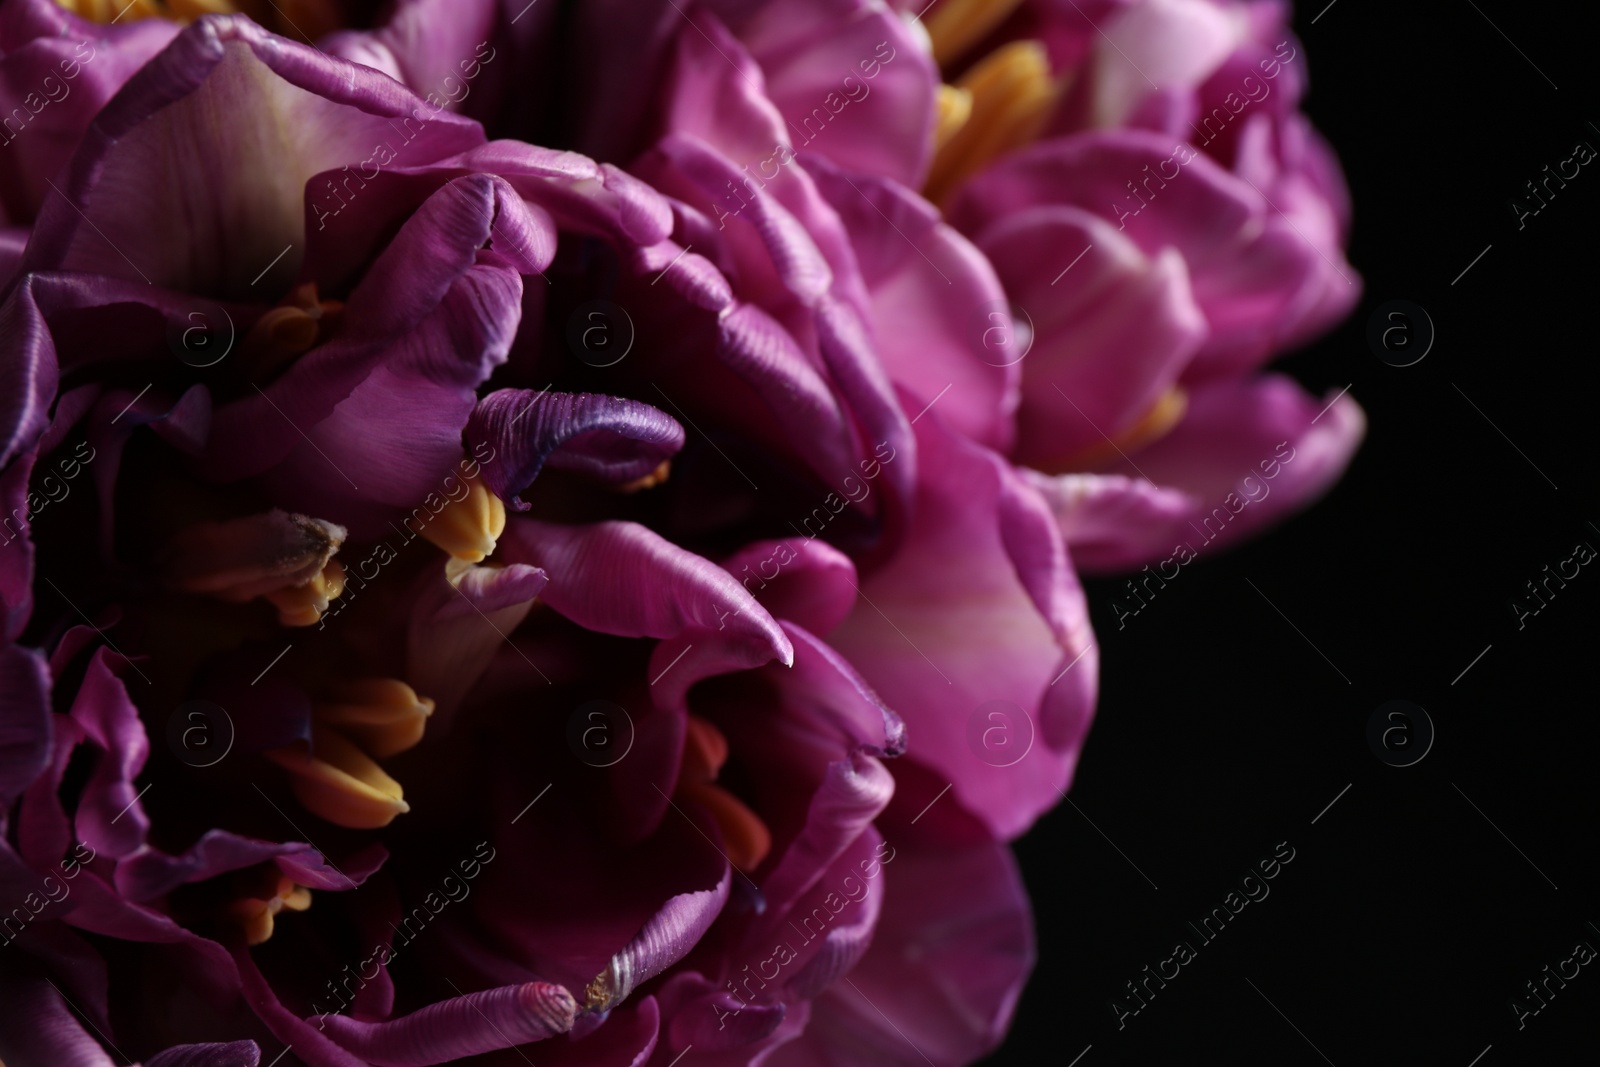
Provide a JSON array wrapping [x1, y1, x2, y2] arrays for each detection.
[[465, 390, 685, 510], [144, 1041, 262, 1067], [317, 982, 576, 1066]]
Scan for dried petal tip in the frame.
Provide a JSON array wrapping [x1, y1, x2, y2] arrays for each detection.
[[265, 727, 409, 829], [584, 968, 618, 1013], [166, 510, 347, 625], [315, 679, 435, 759]]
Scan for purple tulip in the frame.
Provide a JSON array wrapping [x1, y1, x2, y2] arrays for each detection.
[[0, 0, 1364, 1062], [0, 7, 1087, 1064], [900, 0, 1366, 570]]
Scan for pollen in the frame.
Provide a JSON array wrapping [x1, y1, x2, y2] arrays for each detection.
[[923, 0, 1027, 68], [265, 726, 410, 830], [421, 478, 506, 570], [230, 874, 312, 946], [925, 40, 1062, 205]]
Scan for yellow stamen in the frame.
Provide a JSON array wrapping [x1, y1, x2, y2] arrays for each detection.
[[934, 85, 974, 154], [56, 0, 344, 35], [925, 41, 1063, 206], [315, 679, 435, 759], [1041, 386, 1188, 473], [421, 479, 506, 567], [265, 727, 409, 829], [229, 875, 312, 946], [55, 0, 163, 20], [923, 0, 1027, 68], [167, 510, 346, 627], [616, 460, 672, 493], [264, 558, 346, 628], [239, 284, 343, 383], [165, 0, 233, 18]]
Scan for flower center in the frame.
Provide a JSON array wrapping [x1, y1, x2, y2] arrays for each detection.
[[264, 679, 434, 829], [675, 715, 770, 873], [239, 283, 344, 384]]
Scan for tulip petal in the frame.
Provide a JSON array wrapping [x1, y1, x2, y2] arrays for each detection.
[[947, 129, 1353, 379], [144, 1041, 263, 1067], [589, 867, 732, 1012], [0, 642, 50, 810], [829, 394, 1097, 840], [405, 559, 548, 717], [717, 537, 858, 637], [465, 390, 686, 510], [0, 974, 118, 1067], [69, 648, 150, 860], [499, 519, 792, 672], [1021, 470, 1199, 573], [808, 155, 1018, 453], [739, 0, 938, 188], [317, 982, 576, 1066], [0, 0, 178, 224], [970, 204, 1205, 469], [26, 16, 483, 296], [776, 839, 1032, 1067], [1108, 373, 1365, 549]]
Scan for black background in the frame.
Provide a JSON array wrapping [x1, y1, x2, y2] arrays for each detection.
[[989, 2, 1600, 1064]]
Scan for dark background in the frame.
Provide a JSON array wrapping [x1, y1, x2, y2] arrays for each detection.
[[989, 2, 1600, 1064]]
